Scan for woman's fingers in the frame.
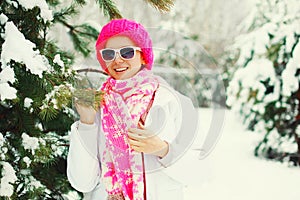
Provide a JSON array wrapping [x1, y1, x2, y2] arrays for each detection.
[[75, 103, 96, 124], [128, 127, 155, 137], [128, 127, 165, 155], [128, 138, 141, 146], [128, 137, 143, 152], [128, 131, 145, 140]]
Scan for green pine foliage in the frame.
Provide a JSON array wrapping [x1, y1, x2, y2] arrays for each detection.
[[0, 0, 174, 199], [144, 0, 174, 12], [54, 9, 99, 57], [226, 0, 300, 166], [0, 1, 78, 198], [97, 0, 122, 19]]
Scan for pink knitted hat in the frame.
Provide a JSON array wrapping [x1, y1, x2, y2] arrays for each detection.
[[95, 19, 154, 72]]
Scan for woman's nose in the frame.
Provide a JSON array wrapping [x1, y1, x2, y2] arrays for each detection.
[[114, 52, 124, 63]]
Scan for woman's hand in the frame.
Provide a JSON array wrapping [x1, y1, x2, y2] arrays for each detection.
[[75, 103, 96, 125], [128, 125, 169, 158]]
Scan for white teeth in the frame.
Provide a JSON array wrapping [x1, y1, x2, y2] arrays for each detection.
[[115, 67, 127, 72]]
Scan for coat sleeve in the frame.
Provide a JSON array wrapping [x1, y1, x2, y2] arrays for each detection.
[[145, 85, 199, 168], [158, 91, 199, 168], [67, 121, 102, 193]]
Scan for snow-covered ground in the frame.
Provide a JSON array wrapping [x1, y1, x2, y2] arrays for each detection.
[[173, 108, 300, 200]]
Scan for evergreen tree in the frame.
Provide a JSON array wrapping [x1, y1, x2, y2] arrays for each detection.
[[226, 0, 300, 166], [0, 0, 174, 199]]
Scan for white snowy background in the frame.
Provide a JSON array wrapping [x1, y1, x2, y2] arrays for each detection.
[[179, 108, 300, 200], [1, 0, 300, 199]]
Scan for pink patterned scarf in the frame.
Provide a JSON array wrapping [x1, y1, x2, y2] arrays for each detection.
[[100, 69, 159, 200]]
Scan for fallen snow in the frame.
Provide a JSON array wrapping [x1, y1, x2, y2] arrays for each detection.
[[178, 108, 300, 200]]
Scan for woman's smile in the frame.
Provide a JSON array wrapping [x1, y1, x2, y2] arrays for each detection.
[[114, 67, 128, 72]]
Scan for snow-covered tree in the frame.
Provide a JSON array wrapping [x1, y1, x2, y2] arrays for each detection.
[[0, 0, 174, 199], [226, 0, 300, 166]]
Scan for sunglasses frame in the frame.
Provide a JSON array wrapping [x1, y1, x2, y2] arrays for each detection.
[[99, 46, 142, 62]]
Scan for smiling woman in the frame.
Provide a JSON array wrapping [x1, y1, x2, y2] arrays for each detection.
[[67, 18, 199, 200]]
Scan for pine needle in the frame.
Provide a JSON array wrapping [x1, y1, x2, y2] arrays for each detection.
[[144, 0, 174, 12], [97, 0, 122, 19], [39, 107, 59, 121]]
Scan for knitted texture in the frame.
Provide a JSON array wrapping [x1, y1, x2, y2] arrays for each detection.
[[95, 19, 154, 72]]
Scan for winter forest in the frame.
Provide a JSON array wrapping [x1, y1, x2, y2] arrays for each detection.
[[0, 0, 300, 199]]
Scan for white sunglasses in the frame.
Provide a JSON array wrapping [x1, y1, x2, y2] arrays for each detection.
[[99, 46, 141, 62]]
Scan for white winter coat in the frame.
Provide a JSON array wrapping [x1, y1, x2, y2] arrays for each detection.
[[67, 84, 199, 200]]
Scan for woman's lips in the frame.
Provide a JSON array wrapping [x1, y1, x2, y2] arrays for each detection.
[[114, 67, 128, 72]]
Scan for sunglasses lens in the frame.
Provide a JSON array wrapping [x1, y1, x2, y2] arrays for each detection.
[[120, 47, 135, 59], [101, 49, 115, 61]]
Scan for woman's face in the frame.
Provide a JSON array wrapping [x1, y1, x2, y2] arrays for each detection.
[[104, 36, 144, 80]]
